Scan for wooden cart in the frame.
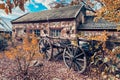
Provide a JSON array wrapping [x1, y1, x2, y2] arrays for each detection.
[[39, 36, 118, 73]]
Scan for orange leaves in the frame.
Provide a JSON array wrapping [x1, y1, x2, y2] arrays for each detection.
[[5, 33, 42, 61], [0, 0, 29, 14], [0, 3, 5, 9], [96, 0, 120, 23], [5, 48, 18, 59], [4, 7, 9, 14], [116, 25, 120, 31], [0, 53, 3, 59], [117, 11, 120, 17], [112, 46, 120, 56], [87, 31, 108, 41], [14, 0, 26, 11], [23, 36, 31, 51], [97, 0, 120, 23], [31, 33, 38, 45], [19, 0, 25, 11], [23, 33, 39, 52], [0, 3, 9, 14]]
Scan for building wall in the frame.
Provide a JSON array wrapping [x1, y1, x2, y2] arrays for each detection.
[[12, 20, 76, 40], [78, 31, 120, 40], [75, 11, 85, 34]]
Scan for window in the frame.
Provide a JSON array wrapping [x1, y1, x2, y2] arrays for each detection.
[[30, 30, 33, 34], [50, 29, 61, 37], [34, 30, 40, 36], [29, 29, 40, 36]]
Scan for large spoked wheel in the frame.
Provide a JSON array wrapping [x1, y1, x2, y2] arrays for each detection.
[[39, 38, 53, 60], [63, 45, 87, 73]]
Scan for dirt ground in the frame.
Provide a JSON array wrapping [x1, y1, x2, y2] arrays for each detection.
[[0, 57, 100, 80], [38, 60, 101, 80], [0, 56, 119, 80]]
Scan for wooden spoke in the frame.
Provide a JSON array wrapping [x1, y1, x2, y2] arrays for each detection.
[[69, 61, 73, 69], [64, 55, 71, 59], [74, 60, 82, 70], [39, 38, 53, 60], [72, 46, 77, 56], [63, 46, 87, 73], [75, 60, 84, 68], [76, 58, 85, 62], [65, 51, 73, 57], [65, 58, 72, 68], [73, 62, 80, 71], [75, 52, 84, 58], [67, 46, 73, 55]]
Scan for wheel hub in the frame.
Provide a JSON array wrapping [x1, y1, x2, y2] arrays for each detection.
[[71, 56, 76, 62], [41, 47, 46, 52]]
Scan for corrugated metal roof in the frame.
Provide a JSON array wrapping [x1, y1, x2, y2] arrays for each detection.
[[0, 18, 12, 31], [12, 5, 83, 23]]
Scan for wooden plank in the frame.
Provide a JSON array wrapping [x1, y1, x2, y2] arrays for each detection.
[[40, 36, 120, 44]]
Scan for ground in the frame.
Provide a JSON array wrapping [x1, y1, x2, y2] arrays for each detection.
[[0, 56, 101, 80], [40, 60, 87, 80], [0, 41, 119, 80], [0, 54, 119, 80]]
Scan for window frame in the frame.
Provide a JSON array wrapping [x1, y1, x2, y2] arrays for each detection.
[[50, 29, 61, 37], [29, 29, 40, 36]]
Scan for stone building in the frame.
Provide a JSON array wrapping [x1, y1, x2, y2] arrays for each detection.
[[11, 4, 119, 40]]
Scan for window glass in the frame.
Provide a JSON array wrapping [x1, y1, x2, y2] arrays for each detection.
[[34, 30, 40, 36], [50, 29, 61, 37], [29, 29, 40, 36]]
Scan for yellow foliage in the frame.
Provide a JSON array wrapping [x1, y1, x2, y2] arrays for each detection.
[[23, 36, 31, 51], [0, 53, 3, 59], [87, 31, 108, 41], [1, 33, 11, 40], [116, 25, 120, 31], [5, 33, 43, 60], [112, 46, 120, 55], [96, 0, 120, 23], [0, 3, 5, 9], [31, 33, 38, 46], [71, 40, 78, 46]]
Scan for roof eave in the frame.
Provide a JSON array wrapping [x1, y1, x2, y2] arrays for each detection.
[[74, 5, 84, 18], [11, 13, 29, 23], [11, 17, 76, 24], [77, 28, 117, 30]]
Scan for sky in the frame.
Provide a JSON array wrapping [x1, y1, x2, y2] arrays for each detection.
[[0, 0, 57, 20], [0, 0, 101, 20]]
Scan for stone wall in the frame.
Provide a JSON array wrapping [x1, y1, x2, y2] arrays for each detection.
[[12, 20, 76, 40], [78, 31, 120, 40]]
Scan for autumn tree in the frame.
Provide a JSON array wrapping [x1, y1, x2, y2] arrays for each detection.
[[94, 0, 120, 51], [95, 0, 120, 23], [4, 33, 43, 79], [50, 0, 95, 12], [0, 0, 28, 14], [49, 0, 69, 8]]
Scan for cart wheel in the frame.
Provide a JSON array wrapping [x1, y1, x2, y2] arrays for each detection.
[[39, 38, 53, 60], [63, 45, 87, 73]]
